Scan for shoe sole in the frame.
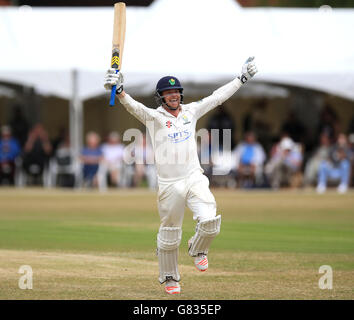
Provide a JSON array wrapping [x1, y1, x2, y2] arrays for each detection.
[[165, 288, 180, 294], [195, 265, 208, 272]]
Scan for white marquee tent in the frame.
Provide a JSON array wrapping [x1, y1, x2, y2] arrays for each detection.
[[1, 0, 354, 173], [1, 0, 354, 100]]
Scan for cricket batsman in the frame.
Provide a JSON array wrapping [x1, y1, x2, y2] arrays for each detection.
[[104, 57, 258, 294]]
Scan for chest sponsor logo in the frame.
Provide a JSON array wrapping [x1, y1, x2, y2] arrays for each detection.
[[182, 115, 191, 125], [166, 121, 172, 128], [168, 130, 192, 143]]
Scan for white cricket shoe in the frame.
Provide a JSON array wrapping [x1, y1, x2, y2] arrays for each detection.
[[337, 183, 348, 194], [188, 238, 209, 272], [316, 184, 326, 194], [194, 253, 208, 272], [165, 280, 181, 295]]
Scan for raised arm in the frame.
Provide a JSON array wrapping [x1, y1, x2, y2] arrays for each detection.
[[190, 57, 258, 120], [104, 69, 155, 125]]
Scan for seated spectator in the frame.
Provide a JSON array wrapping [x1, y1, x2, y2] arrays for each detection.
[[22, 123, 52, 183], [55, 133, 71, 167], [51, 127, 68, 156], [52, 131, 75, 188], [265, 136, 303, 189], [316, 133, 351, 194], [210, 148, 235, 188], [0, 125, 21, 185], [206, 128, 236, 188], [101, 131, 124, 187], [304, 132, 332, 187], [80, 131, 103, 188], [233, 131, 266, 188]]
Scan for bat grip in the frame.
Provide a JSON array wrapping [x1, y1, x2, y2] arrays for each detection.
[[109, 69, 119, 107], [109, 85, 117, 106]]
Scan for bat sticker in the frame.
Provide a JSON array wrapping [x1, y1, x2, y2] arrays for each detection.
[[111, 49, 120, 69]]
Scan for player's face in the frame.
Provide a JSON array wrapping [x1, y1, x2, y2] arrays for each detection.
[[162, 89, 181, 109]]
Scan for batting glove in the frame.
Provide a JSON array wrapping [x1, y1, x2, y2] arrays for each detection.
[[104, 68, 124, 92], [238, 56, 258, 84]]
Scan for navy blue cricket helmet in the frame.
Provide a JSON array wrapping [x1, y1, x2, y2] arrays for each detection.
[[154, 76, 184, 108]]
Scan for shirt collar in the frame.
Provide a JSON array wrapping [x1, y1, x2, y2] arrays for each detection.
[[156, 105, 183, 118]]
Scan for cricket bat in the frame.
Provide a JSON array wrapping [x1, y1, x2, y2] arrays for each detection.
[[109, 2, 126, 107]]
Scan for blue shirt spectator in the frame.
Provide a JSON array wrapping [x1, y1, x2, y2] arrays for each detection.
[[81, 146, 103, 180], [0, 125, 21, 185], [233, 131, 266, 187], [80, 131, 103, 187], [316, 133, 351, 194], [233, 132, 266, 169], [0, 136, 20, 162], [240, 144, 255, 166]]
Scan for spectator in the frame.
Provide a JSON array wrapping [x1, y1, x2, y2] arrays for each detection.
[[80, 131, 103, 188], [133, 134, 156, 189], [55, 132, 71, 167], [51, 127, 68, 156], [51, 131, 75, 188], [316, 133, 351, 194], [265, 136, 303, 189], [101, 131, 124, 187], [205, 128, 236, 188], [22, 123, 52, 183], [304, 132, 332, 187], [0, 126, 21, 185], [233, 131, 266, 188], [209, 148, 235, 188]]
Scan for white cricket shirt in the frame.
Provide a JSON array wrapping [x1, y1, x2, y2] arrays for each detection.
[[118, 77, 242, 182]]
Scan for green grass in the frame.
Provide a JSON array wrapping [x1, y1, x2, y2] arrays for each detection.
[[0, 188, 353, 299]]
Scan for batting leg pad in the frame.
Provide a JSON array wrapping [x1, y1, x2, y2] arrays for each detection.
[[157, 227, 182, 284], [188, 215, 221, 257]]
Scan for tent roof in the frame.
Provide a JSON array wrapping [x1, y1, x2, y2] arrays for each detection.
[[0, 0, 353, 100]]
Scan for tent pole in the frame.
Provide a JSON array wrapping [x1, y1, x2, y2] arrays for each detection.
[[69, 69, 83, 188]]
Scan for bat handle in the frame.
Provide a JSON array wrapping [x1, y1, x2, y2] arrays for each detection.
[[109, 69, 119, 107], [109, 85, 117, 106]]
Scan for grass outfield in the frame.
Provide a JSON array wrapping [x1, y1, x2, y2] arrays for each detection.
[[0, 188, 353, 300]]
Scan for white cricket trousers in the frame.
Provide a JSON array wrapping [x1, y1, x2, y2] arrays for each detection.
[[157, 170, 217, 227]]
